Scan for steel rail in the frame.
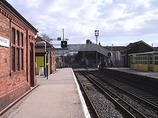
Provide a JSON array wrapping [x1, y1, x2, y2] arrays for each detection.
[[80, 71, 148, 118], [74, 71, 100, 118], [93, 71, 158, 110]]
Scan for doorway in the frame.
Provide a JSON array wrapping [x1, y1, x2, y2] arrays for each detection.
[[30, 43, 35, 86]]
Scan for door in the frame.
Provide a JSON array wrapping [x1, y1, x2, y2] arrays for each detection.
[[30, 43, 35, 86], [35, 56, 44, 75]]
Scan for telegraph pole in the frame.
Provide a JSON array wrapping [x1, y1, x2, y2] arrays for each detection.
[[94, 30, 99, 68]]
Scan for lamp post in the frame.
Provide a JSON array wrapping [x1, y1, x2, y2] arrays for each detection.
[[94, 30, 99, 68], [36, 41, 47, 78], [61, 28, 69, 68], [62, 29, 65, 68]]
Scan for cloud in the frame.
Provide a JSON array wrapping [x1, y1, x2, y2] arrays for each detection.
[[7, 0, 158, 46]]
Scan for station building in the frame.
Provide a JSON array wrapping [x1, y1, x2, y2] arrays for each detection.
[[122, 40, 155, 67], [122, 40, 158, 72], [129, 51, 158, 72], [35, 36, 56, 75], [0, 0, 38, 112]]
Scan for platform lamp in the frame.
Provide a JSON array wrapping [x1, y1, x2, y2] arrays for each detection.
[[94, 30, 99, 68]]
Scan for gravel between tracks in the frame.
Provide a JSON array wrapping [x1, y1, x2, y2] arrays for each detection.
[[77, 73, 124, 118]]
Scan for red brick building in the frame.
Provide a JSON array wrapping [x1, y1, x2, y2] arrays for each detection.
[[0, 0, 38, 112]]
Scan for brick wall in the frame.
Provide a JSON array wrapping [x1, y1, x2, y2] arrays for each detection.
[[0, 2, 37, 112], [50, 51, 56, 73], [0, 81, 29, 112], [0, 14, 10, 38], [0, 14, 10, 78], [0, 13, 30, 112]]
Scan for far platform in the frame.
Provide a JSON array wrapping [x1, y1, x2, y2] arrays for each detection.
[[106, 67, 158, 79]]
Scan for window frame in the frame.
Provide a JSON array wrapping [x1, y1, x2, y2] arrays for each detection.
[[155, 55, 158, 65], [11, 27, 24, 72]]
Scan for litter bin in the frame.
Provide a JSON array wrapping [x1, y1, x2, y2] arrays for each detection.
[[39, 66, 44, 76]]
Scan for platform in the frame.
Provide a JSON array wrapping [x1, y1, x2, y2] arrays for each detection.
[[107, 67, 158, 79], [1, 68, 90, 118]]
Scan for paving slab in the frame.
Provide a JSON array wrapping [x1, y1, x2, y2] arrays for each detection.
[[1, 68, 90, 118]]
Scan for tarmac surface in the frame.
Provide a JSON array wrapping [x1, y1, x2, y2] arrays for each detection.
[[1, 68, 89, 118]]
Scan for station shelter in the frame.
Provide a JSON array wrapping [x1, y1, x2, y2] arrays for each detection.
[[129, 51, 158, 72], [35, 36, 56, 76]]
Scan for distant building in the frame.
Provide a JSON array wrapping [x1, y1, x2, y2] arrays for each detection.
[[122, 40, 155, 67], [154, 47, 158, 51], [104, 46, 126, 52], [129, 51, 158, 72], [0, 0, 38, 112], [104, 46, 126, 67], [86, 39, 92, 44], [104, 40, 156, 67]]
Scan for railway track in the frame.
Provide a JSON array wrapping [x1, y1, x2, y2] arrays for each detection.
[[74, 69, 155, 118], [91, 70, 158, 117], [92, 71, 158, 109], [75, 68, 158, 118], [101, 68, 158, 95], [75, 71, 100, 118], [75, 70, 125, 118]]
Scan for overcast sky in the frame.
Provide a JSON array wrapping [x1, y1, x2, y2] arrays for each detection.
[[7, 0, 158, 47]]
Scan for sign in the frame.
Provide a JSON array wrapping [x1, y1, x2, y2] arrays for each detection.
[[61, 41, 67, 48], [0, 36, 10, 47]]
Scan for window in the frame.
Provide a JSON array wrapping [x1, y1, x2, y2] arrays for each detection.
[[155, 56, 158, 60], [17, 30, 20, 46], [12, 47, 15, 71], [21, 32, 23, 46], [11, 27, 24, 72], [148, 55, 153, 64], [155, 61, 158, 65], [138, 56, 141, 64], [155, 55, 158, 65], [17, 48, 20, 70], [12, 28, 15, 44], [142, 55, 147, 65], [131, 56, 134, 64], [135, 57, 137, 64], [20, 49, 24, 70]]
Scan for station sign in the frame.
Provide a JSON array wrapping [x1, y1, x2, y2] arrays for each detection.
[[0, 36, 10, 47]]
